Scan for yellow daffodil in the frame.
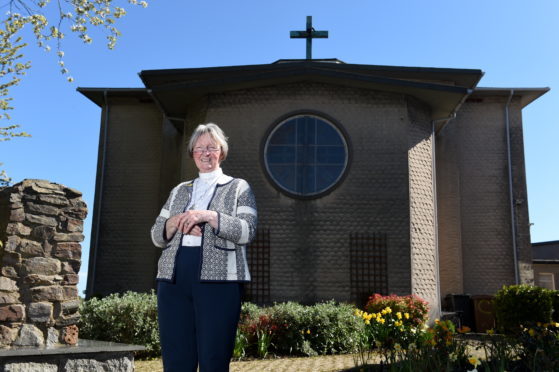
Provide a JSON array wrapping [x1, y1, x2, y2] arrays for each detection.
[[396, 312, 402, 319], [404, 313, 410, 319], [487, 329, 495, 335], [394, 343, 402, 352], [306, 329, 311, 334], [365, 320, 370, 325], [468, 356, 481, 367], [528, 328, 536, 337]]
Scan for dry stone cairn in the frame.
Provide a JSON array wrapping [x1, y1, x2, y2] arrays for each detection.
[[0, 179, 87, 348]]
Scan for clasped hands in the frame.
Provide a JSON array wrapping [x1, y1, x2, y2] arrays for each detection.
[[165, 210, 218, 240]]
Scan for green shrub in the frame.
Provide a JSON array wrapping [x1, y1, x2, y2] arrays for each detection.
[[79, 291, 160, 358], [552, 290, 559, 322], [494, 284, 554, 333], [237, 301, 364, 357]]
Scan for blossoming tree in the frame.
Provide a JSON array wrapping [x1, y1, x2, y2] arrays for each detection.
[[0, 0, 149, 183]]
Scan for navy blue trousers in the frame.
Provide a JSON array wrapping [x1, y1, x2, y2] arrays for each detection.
[[157, 246, 242, 372]]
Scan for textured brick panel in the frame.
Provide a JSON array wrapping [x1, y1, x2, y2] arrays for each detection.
[[91, 98, 163, 296], [442, 97, 531, 295], [407, 98, 439, 317], [191, 82, 415, 304]]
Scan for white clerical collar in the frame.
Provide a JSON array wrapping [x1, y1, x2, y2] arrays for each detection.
[[199, 167, 223, 183]]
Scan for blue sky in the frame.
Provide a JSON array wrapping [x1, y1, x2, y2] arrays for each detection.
[[1, 0, 557, 295]]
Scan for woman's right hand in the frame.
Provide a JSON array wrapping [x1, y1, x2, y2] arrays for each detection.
[[165, 214, 203, 240]]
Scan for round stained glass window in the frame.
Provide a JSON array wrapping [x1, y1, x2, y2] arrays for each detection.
[[264, 114, 349, 197]]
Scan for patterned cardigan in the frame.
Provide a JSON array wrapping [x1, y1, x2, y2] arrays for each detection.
[[150, 174, 257, 282]]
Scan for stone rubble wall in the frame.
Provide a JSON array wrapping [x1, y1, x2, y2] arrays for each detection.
[[0, 179, 87, 347]]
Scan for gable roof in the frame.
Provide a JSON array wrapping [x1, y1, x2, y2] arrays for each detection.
[[138, 60, 483, 127]]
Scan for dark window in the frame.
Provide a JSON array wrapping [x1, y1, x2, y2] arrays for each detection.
[[243, 229, 271, 305], [264, 115, 348, 197], [350, 232, 388, 308]]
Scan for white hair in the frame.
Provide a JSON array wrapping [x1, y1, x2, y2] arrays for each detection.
[[187, 123, 229, 161]]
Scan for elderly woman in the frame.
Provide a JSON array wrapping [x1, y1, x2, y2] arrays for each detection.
[[150, 123, 257, 372]]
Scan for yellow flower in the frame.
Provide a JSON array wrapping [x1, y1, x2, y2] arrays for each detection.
[[396, 312, 402, 319], [528, 328, 536, 337], [365, 320, 370, 325], [404, 313, 410, 319], [307, 329, 311, 334], [379, 318, 385, 324], [385, 307, 392, 314], [487, 329, 495, 335], [537, 322, 542, 327], [468, 356, 481, 367], [394, 343, 402, 352]]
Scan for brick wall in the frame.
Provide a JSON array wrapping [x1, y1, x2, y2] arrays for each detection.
[[437, 95, 532, 296], [406, 97, 439, 317], [185, 82, 433, 304], [88, 97, 164, 296]]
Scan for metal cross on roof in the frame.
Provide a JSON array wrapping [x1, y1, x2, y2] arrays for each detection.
[[290, 16, 328, 60]]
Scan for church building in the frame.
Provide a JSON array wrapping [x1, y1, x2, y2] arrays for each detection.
[[79, 24, 548, 317]]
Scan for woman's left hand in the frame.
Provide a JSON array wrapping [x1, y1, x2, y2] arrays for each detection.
[[181, 210, 218, 233]]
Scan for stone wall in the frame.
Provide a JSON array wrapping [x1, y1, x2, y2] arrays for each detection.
[[0, 179, 87, 347]]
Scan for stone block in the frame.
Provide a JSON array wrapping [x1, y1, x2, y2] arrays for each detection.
[[55, 313, 80, 328], [54, 242, 81, 260], [4, 362, 58, 372], [32, 180, 63, 191], [24, 182, 63, 196], [65, 218, 83, 232], [4, 236, 20, 253], [22, 257, 61, 276], [38, 194, 69, 206], [53, 233, 85, 243], [2, 252, 21, 266], [69, 198, 87, 209], [46, 327, 59, 347], [26, 202, 60, 216], [0, 325, 17, 347], [9, 208, 24, 222], [31, 286, 64, 302], [63, 206, 88, 220], [13, 324, 44, 346], [6, 223, 31, 236], [24, 274, 61, 286], [54, 300, 80, 317], [62, 274, 79, 286], [1, 266, 18, 279], [9, 193, 21, 203], [31, 226, 55, 241], [27, 302, 53, 323], [60, 262, 76, 275], [64, 187, 82, 197], [0, 292, 20, 305], [18, 239, 44, 257], [63, 356, 133, 372], [60, 324, 78, 344], [0, 305, 25, 322], [25, 214, 58, 227], [62, 286, 78, 300], [0, 277, 18, 292], [43, 240, 53, 256]]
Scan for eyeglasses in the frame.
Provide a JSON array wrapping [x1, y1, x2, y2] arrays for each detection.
[[193, 146, 220, 154]]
